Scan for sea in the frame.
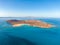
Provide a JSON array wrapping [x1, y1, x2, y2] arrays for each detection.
[[0, 17, 60, 45]]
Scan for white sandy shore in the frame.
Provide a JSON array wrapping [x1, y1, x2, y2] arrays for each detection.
[[12, 24, 30, 27], [12, 23, 56, 28]]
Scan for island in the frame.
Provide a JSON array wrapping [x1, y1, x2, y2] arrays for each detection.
[[7, 20, 55, 28]]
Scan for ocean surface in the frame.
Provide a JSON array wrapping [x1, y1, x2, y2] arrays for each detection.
[[0, 17, 60, 45]]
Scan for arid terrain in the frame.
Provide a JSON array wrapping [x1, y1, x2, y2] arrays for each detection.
[[7, 20, 55, 28]]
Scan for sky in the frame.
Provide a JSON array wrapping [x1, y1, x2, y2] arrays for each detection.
[[0, 0, 60, 17]]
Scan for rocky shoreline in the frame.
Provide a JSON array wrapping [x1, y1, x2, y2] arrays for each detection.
[[7, 20, 55, 28]]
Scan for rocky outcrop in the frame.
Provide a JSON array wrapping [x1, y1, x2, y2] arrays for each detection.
[[7, 20, 55, 28]]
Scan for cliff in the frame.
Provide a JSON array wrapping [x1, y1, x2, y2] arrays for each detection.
[[7, 20, 55, 28]]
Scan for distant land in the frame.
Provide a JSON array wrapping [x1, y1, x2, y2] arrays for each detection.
[[0, 16, 59, 20]]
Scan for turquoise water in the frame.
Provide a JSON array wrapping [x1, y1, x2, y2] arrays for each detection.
[[0, 18, 60, 45]]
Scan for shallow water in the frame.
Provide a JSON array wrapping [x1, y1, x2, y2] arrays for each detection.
[[0, 18, 60, 45]]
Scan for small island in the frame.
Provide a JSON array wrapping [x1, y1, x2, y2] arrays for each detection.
[[7, 20, 55, 28]]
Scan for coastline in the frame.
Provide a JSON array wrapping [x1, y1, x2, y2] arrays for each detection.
[[7, 20, 56, 28], [12, 24, 30, 27]]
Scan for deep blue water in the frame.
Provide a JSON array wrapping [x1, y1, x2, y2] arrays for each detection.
[[0, 18, 60, 45]]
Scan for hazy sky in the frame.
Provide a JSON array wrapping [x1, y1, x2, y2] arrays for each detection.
[[0, 0, 60, 17]]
